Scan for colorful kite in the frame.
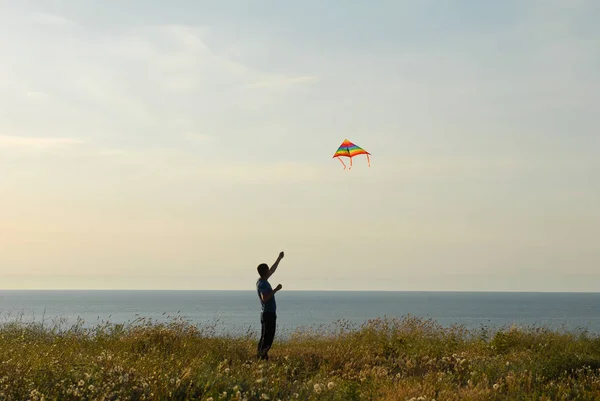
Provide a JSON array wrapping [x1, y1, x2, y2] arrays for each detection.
[[332, 139, 371, 170]]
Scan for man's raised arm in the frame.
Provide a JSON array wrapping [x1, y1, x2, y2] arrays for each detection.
[[267, 251, 284, 278]]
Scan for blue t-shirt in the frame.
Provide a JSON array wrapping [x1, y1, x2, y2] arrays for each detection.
[[256, 279, 276, 313]]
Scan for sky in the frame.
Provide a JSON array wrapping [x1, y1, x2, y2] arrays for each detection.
[[1, 0, 599, 291]]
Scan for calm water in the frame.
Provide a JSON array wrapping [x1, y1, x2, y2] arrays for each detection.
[[0, 290, 598, 338]]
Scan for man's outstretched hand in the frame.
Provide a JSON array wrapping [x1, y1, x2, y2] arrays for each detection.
[[268, 251, 285, 279]]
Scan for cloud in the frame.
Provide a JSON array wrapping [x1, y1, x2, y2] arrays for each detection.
[[93, 145, 329, 183], [247, 75, 318, 89], [181, 133, 217, 143], [30, 12, 75, 27], [0, 14, 318, 151], [0, 135, 83, 149], [96, 23, 315, 95]]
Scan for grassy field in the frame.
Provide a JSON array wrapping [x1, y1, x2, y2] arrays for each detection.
[[0, 315, 599, 400]]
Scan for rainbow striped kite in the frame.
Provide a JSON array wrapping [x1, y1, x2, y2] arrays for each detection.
[[332, 139, 371, 170]]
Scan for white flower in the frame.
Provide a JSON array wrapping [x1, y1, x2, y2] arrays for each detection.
[[314, 384, 322, 394], [327, 382, 335, 390], [493, 383, 500, 390]]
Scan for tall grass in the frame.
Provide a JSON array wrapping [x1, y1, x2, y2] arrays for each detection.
[[0, 314, 599, 400]]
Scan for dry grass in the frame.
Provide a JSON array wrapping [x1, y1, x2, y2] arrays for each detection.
[[0, 314, 599, 400]]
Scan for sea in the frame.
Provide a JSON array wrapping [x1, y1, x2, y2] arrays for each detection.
[[1, 290, 599, 338]]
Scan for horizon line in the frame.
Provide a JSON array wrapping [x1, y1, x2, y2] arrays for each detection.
[[0, 288, 598, 293]]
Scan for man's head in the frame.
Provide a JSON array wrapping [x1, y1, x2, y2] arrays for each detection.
[[257, 263, 269, 279]]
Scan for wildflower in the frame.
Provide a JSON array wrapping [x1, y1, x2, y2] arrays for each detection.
[[221, 391, 227, 398], [260, 394, 270, 400], [327, 382, 335, 390], [88, 385, 95, 391], [233, 385, 240, 391], [493, 383, 500, 390], [206, 398, 214, 401], [255, 378, 264, 383], [224, 368, 230, 374], [78, 380, 85, 387], [314, 384, 322, 394]]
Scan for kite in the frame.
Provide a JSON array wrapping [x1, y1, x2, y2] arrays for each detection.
[[332, 139, 371, 170]]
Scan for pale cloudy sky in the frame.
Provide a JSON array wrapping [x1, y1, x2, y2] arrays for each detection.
[[1, 0, 598, 291]]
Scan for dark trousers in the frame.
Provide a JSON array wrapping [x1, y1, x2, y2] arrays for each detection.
[[257, 311, 276, 360]]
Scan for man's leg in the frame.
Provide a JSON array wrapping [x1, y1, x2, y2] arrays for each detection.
[[262, 312, 277, 360], [257, 313, 266, 359]]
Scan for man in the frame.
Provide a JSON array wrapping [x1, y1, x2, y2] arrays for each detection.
[[256, 251, 284, 361]]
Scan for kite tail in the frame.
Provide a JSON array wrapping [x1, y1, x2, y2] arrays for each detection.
[[337, 157, 347, 170], [367, 154, 371, 167], [349, 157, 353, 170]]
